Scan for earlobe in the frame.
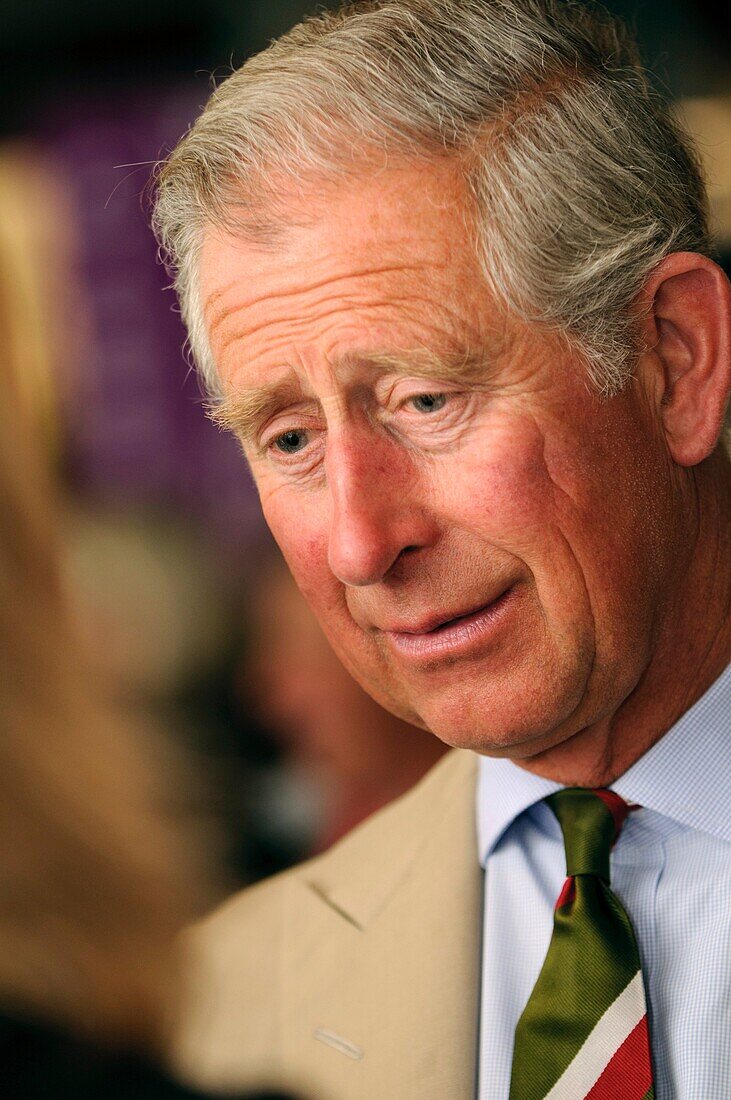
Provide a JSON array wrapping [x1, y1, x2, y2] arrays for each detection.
[[638, 252, 731, 467]]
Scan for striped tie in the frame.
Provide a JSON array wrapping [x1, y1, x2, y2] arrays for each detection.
[[509, 788, 654, 1100]]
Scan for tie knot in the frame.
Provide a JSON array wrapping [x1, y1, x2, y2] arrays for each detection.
[[546, 788, 631, 880]]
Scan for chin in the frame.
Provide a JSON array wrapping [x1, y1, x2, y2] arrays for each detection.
[[411, 670, 591, 758]]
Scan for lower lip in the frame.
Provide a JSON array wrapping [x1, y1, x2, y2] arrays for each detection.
[[384, 588, 515, 662]]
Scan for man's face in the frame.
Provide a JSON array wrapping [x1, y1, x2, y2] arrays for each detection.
[[201, 160, 681, 761]]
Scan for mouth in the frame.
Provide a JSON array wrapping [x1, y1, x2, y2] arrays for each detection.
[[382, 586, 515, 662]]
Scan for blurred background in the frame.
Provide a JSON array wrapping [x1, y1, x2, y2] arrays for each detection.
[[0, 0, 728, 891]]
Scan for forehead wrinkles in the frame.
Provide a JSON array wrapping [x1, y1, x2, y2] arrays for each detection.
[[201, 201, 472, 308], [205, 250, 455, 327], [206, 258, 480, 372]]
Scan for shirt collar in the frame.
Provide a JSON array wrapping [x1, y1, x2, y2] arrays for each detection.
[[476, 661, 731, 867]]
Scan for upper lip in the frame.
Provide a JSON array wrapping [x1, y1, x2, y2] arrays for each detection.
[[380, 588, 511, 636]]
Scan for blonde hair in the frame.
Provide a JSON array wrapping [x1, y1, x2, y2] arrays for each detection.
[[0, 145, 209, 1052]]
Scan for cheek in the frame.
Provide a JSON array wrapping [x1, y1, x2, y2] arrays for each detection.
[[260, 491, 349, 634], [441, 418, 557, 550], [436, 407, 655, 634]]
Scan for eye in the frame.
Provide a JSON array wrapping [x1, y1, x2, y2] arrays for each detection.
[[273, 428, 310, 454], [409, 392, 448, 413]]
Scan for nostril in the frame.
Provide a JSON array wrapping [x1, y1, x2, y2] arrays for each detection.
[[392, 546, 418, 569], [390, 544, 422, 573]]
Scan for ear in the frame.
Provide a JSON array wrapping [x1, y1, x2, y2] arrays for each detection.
[[636, 251, 731, 467]]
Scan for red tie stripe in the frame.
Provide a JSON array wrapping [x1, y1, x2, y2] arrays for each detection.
[[585, 1015, 653, 1100]]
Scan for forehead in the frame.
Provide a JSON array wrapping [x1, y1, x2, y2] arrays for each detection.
[[199, 160, 501, 391]]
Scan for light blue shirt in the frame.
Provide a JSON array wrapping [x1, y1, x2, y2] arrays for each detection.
[[477, 662, 731, 1100]]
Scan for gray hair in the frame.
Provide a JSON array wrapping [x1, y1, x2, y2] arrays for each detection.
[[153, 0, 711, 398]]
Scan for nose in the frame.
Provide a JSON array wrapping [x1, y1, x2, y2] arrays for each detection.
[[326, 430, 438, 587]]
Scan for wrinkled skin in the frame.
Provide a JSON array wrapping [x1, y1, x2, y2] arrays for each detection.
[[200, 160, 729, 785]]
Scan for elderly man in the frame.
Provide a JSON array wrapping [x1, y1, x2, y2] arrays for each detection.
[[154, 1, 731, 1097]]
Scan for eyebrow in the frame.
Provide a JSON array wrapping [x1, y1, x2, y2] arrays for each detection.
[[208, 346, 494, 444], [208, 378, 304, 444]]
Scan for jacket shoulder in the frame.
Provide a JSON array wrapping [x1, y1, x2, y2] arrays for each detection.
[[172, 863, 298, 1088], [172, 748, 477, 1090], [193, 745, 473, 935]]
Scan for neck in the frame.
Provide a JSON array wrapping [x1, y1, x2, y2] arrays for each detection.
[[521, 447, 731, 787]]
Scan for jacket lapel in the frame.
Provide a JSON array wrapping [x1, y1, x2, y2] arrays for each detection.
[[282, 749, 482, 1098]]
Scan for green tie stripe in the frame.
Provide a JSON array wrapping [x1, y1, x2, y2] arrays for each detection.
[[509, 788, 654, 1100]]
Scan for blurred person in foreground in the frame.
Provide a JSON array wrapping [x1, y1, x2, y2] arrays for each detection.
[[0, 160, 297, 1100], [154, 1, 731, 1097], [245, 553, 446, 853]]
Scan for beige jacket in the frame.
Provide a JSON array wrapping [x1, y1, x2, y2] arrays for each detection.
[[173, 748, 482, 1100]]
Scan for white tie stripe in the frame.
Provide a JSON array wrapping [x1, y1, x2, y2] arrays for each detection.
[[542, 970, 647, 1100]]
